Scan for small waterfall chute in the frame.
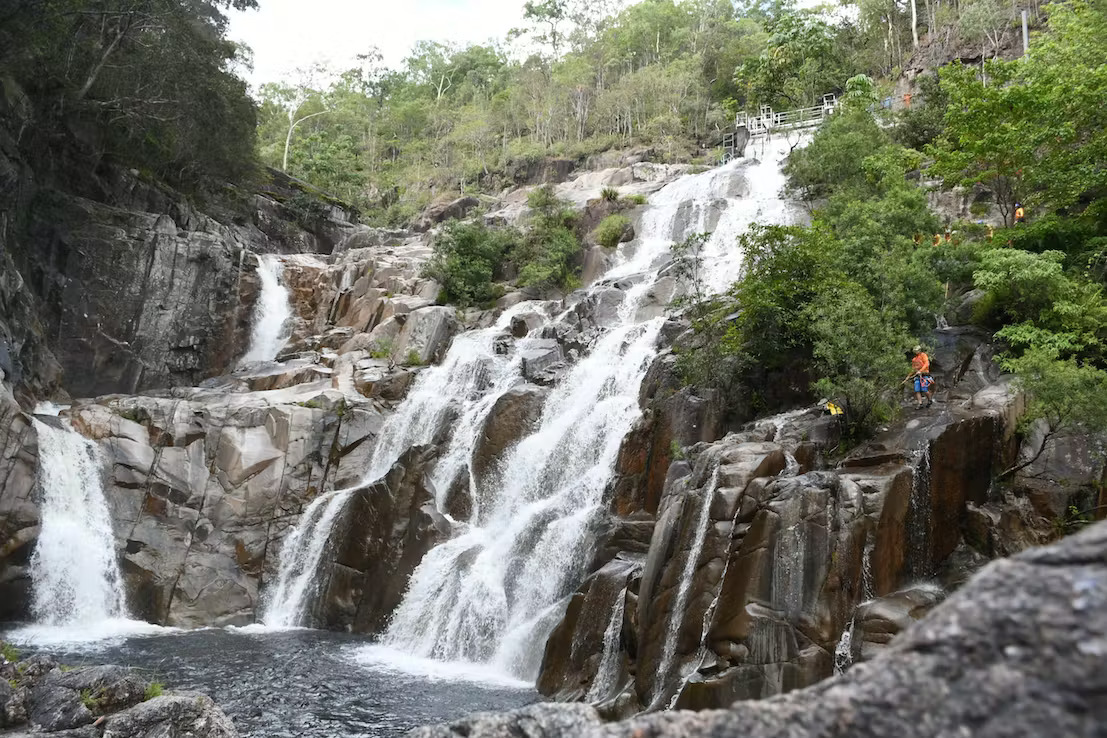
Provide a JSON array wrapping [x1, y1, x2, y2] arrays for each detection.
[[352, 137, 804, 681], [652, 465, 719, 708], [261, 489, 354, 628], [586, 586, 628, 703], [242, 254, 293, 364]]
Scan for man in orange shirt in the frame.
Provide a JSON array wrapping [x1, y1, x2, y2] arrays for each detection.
[[907, 345, 934, 409]]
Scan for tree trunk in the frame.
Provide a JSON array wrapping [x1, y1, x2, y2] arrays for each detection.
[[911, 0, 920, 47], [283, 110, 329, 171], [75, 21, 129, 102]]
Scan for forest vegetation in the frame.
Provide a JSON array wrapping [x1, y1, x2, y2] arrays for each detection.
[[2, 0, 1105, 454]]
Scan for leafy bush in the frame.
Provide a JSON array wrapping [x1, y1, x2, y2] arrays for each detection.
[[892, 73, 948, 150], [594, 214, 632, 249], [144, 682, 164, 701], [783, 108, 888, 202], [513, 186, 582, 289], [601, 186, 620, 202], [369, 338, 394, 360], [1, 642, 18, 663], [425, 221, 518, 307], [623, 194, 648, 206]]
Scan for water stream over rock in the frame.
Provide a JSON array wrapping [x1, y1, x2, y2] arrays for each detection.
[[27, 419, 128, 626], [262, 489, 357, 628], [242, 254, 293, 364]]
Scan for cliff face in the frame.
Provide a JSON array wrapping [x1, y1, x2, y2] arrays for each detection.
[[533, 326, 1099, 713], [0, 230, 453, 625], [0, 136, 360, 399], [410, 519, 1107, 738]]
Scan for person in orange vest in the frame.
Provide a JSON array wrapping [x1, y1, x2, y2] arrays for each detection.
[[903, 345, 934, 409], [1014, 202, 1027, 224]]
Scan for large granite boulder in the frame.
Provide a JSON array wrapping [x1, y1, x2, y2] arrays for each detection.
[[471, 385, 548, 494], [393, 307, 460, 366], [0, 653, 237, 738]]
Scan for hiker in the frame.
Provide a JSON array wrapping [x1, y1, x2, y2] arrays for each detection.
[[905, 345, 934, 409], [1014, 202, 1026, 224]]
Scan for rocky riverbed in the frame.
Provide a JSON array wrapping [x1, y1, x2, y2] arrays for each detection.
[[2, 629, 536, 738]]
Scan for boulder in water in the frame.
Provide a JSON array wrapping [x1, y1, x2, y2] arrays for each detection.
[[471, 385, 548, 492], [100, 693, 237, 738], [393, 306, 460, 365]]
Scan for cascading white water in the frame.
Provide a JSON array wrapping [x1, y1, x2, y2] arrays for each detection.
[[833, 617, 856, 675], [586, 586, 628, 703], [365, 303, 542, 488], [242, 254, 293, 363], [261, 489, 354, 628], [29, 419, 128, 625], [358, 137, 802, 679]]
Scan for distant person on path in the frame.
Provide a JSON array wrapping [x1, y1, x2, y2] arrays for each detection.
[[1014, 202, 1027, 224], [905, 345, 934, 409]]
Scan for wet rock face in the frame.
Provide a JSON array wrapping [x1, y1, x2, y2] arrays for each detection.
[[471, 385, 548, 493], [0, 654, 238, 738], [537, 346, 1060, 712], [0, 394, 37, 620], [413, 521, 1107, 738], [316, 445, 450, 633], [30, 385, 383, 628]]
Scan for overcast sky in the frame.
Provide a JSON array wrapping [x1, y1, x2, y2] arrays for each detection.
[[228, 0, 531, 88]]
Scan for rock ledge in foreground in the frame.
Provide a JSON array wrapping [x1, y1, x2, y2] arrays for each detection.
[[407, 520, 1107, 738]]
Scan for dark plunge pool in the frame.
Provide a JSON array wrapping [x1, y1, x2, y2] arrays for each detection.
[[5, 625, 537, 737]]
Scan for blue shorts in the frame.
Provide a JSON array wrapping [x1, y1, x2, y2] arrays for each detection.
[[914, 376, 933, 392]]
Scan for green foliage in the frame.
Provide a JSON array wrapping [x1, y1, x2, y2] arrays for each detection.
[[929, 0, 1107, 222], [594, 214, 632, 249], [839, 74, 878, 112], [807, 283, 908, 438], [404, 350, 423, 367], [425, 221, 519, 307], [600, 187, 621, 203], [734, 12, 850, 110], [144, 682, 165, 701], [783, 109, 888, 202], [972, 249, 1069, 326], [1, 642, 19, 663], [0, 0, 260, 192], [1001, 348, 1107, 479], [892, 73, 947, 150], [670, 232, 712, 308], [669, 439, 686, 460], [514, 187, 582, 289], [369, 338, 395, 361], [623, 194, 648, 206], [80, 688, 102, 712]]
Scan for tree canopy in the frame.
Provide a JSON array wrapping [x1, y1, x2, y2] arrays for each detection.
[[1, 0, 259, 190]]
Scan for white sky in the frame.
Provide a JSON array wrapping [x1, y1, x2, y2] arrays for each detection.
[[228, 0, 530, 89]]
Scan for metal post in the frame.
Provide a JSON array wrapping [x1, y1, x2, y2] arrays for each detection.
[[1021, 10, 1029, 54]]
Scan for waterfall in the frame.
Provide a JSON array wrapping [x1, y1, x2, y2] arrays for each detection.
[[652, 466, 719, 706], [29, 419, 128, 625], [833, 617, 856, 675], [586, 586, 628, 703], [354, 138, 801, 679], [907, 445, 933, 579], [365, 304, 541, 486], [242, 254, 293, 364], [261, 489, 354, 628]]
